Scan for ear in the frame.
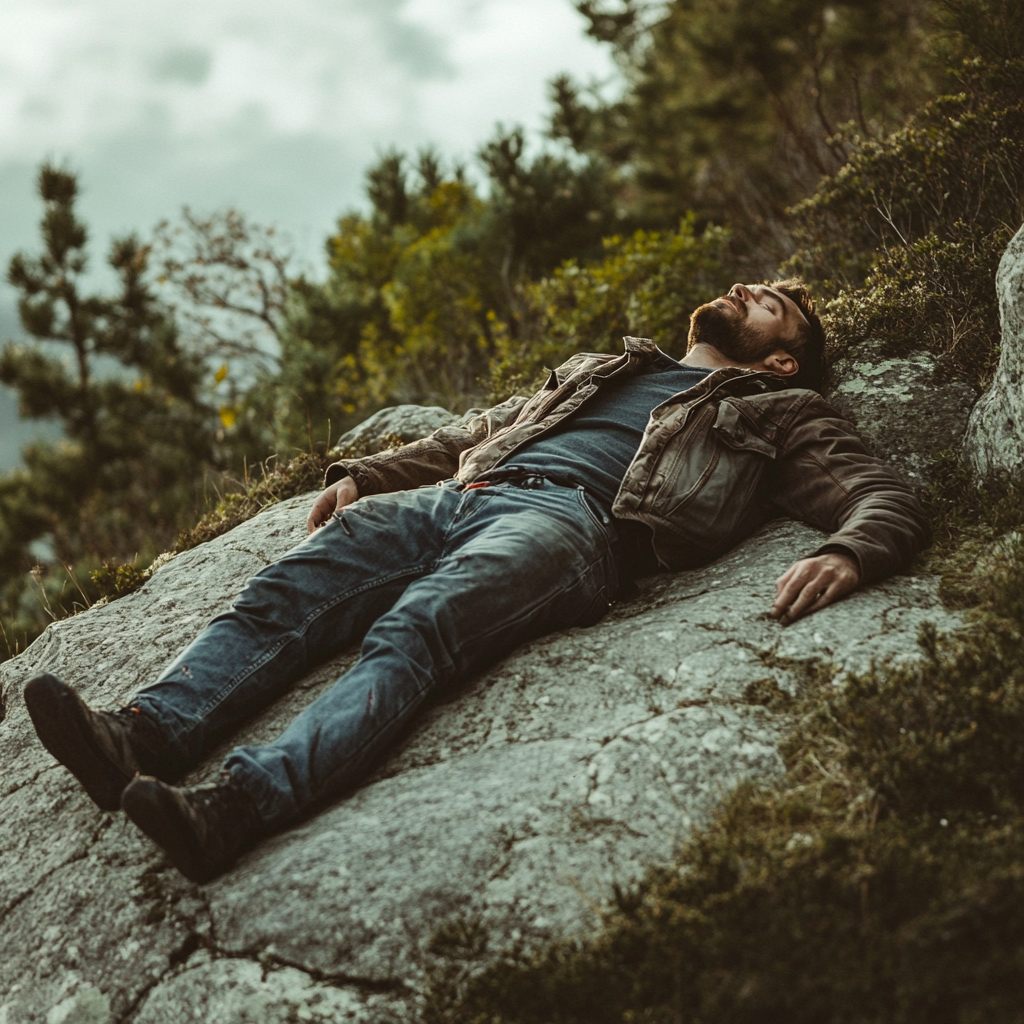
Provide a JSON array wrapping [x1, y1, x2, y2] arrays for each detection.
[[760, 349, 799, 378]]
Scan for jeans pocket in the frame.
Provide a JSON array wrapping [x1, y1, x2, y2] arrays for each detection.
[[575, 487, 614, 542]]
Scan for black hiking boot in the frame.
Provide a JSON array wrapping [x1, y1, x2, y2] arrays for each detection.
[[121, 774, 265, 883], [23, 673, 180, 812]]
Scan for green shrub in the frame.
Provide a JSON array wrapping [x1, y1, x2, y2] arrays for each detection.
[[787, 58, 1024, 388], [488, 217, 729, 400], [90, 561, 150, 600]]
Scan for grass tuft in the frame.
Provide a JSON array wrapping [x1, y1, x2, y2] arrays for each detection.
[[174, 451, 334, 553]]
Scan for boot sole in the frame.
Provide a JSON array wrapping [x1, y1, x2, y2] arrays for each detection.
[[121, 777, 215, 884], [24, 674, 133, 812]]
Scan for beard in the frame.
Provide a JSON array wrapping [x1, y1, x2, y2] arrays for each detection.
[[687, 300, 776, 363]]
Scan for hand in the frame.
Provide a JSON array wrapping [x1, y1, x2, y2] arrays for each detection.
[[307, 476, 359, 533], [770, 552, 860, 626]]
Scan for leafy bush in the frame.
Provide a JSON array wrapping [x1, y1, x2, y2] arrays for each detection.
[[787, 57, 1024, 388], [488, 217, 730, 400]]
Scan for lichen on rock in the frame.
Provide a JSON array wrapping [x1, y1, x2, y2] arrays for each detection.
[[827, 340, 976, 491], [965, 221, 1024, 484]]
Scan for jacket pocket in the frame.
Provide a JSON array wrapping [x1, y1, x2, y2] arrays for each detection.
[[712, 400, 779, 458], [647, 404, 721, 513], [650, 401, 773, 550]]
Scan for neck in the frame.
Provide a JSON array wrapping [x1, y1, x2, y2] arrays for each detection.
[[679, 343, 736, 369]]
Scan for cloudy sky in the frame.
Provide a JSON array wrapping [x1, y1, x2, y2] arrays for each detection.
[[0, 0, 617, 468]]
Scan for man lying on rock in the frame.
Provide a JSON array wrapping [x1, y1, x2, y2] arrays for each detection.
[[23, 279, 930, 884]]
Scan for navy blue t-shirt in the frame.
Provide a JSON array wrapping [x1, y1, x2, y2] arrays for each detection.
[[508, 354, 714, 509]]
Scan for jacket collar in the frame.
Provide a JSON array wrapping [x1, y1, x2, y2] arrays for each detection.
[[574, 336, 794, 396], [623, 335, 658, 355]]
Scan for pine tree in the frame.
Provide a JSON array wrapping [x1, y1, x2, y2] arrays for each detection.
[[0, 165, 216, 654], [556, 0, 951, 272]]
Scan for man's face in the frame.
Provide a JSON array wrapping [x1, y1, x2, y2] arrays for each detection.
[[687, 283, 808, 362]]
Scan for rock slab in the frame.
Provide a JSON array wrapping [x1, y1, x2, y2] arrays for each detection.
[[0, 495, 960, 1023], [334, 405, 461, 456], [828, 340, 976, 490], [965, 221, 1024, 483]]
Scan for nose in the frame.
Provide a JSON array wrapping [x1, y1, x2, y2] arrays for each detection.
[[730, 283, 752, 301]]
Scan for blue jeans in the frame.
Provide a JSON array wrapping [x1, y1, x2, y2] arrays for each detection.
[[132, 480, 619, 827]]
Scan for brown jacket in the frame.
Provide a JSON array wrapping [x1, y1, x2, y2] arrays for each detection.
[[326, 337, 931, 583]]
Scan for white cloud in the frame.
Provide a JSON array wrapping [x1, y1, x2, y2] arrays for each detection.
[[0, 0, 614, 164]]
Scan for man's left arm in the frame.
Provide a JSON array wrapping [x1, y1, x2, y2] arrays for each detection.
[[768, 395, 932, 624]]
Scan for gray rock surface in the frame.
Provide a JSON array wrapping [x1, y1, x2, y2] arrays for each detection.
[[965, 222, 1024, 483], [334, 405, 461, 455], [0, 494, 960, 1023], [827, 340, 976, 490]]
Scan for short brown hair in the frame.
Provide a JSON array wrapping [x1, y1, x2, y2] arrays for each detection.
[[769, 278, 827, 392]]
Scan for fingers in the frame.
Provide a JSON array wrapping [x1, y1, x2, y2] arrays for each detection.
[[777, 575, 838, 624], [770, 553, 860, 625], [774, 562, 798, 596], [306, 490, 334, 533], [307, 478, 360, 533], [774, 564, 823, 621]]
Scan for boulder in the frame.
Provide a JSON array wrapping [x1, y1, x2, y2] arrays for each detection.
[[827, 340, 976, 491], [0, 492, 960, 1022], [965, 222, 1024, 483], [333, 405, 461, 456]]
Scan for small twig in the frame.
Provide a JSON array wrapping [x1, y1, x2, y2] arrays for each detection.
[[27, 567, 57, 621], [810, 56, 843, 164], [60, 561, 92, 610], [807, 750, 841, 784], [872, 194, 910, 247], [0, 615, 14, 660], [852, 74, 870, 138]]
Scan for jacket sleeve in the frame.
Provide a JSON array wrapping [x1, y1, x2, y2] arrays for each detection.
[[769, 395, 932, 584], [323, 395, 530, 495]]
